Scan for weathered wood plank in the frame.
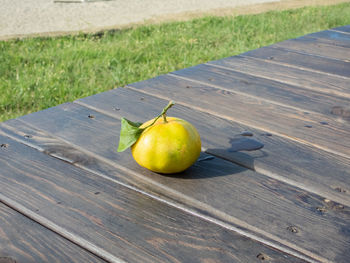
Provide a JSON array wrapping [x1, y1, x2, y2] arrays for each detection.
[[272, 37, 350, 61], [0, 135, 307, 263], [72, 87, 350, 207], [4, 101, 350, 262], [208, 55, 350, 98], [302, 30, 350, 48], [242, 46, 350, 78], [332, 25, 350, 34], [128, 74, 350, 158], [171, 63, 350, 117], [0, 202, 105, 263]]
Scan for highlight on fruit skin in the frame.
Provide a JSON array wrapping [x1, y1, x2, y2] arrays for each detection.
[[117, 101, 201, 174], [131, 116, 201, 174]]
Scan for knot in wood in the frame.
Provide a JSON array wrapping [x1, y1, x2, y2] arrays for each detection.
[[257, 253, 270, 261], [287, 225, 298, 233]]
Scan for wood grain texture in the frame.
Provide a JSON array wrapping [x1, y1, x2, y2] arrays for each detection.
[[171, 63, 350, 118], [71, 87, 350, 207], [272, 36, 350, 61], [0, 202, 105, 263], [208, 55, 350, 99], [128, 74, 350, 159], [0, 135, 306, 263], [242, 46, 350, 78], [303, 30, 350, 48], [4, 101, 350, 262]]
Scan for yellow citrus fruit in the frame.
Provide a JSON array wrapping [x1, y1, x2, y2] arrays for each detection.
[[131, 117, 201, 174]]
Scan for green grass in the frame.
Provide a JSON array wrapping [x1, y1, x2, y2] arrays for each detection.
[[1, 3, 350, 122]]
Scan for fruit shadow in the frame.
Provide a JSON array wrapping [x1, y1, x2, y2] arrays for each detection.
[[163, 137, 267, 179]]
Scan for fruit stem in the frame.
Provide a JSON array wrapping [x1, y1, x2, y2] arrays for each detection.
[[161, 101, 175, 123], [142, 101, 175, 129]]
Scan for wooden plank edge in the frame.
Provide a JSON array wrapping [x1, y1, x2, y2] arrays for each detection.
[[272, 40, 350, 63], [205, 60, 350, 99], [243, 46, 350, 80], [310, 29, 350, 39], [0, 201, 106, 263], [125, 83, 350, 200], [0, 193, 125, 263], [300, 35, 350, 49], [171, 67, 319, 115], [73, 88, 350, 208], [0, 121, 324, 263], [155, 73, 350, 160], [76, 91, 350, 205], [330, 29, 350, 36], [169, 68, 350, 120]]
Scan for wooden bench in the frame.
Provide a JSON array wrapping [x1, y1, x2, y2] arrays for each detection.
[[0, 25, 349, 263]]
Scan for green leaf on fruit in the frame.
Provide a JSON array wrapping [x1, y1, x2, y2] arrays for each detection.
[[117, 101, 175, 152], [117, 118, 144, 152]]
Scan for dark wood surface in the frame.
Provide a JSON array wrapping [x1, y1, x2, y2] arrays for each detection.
[[0, 202, 105, 263], [73, 87, 350, 207], [242, 46, 350, 77], [1, 26, 350, 263], [334, 25, 350, 33], [208, 55, 350, 98], [129, 74, 350, 158], [303, 30, 350, 48], [2, 102, 350, 263], [170, 63, 350, 117], [272, 37, 350, 61], [0, 134, 305, 263]]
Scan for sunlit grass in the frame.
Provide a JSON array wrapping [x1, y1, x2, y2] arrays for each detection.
[[1, 2, 350, 122]]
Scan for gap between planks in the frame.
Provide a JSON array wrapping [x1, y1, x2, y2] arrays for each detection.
[[330, 29, 350, 36], [130, 75, 350, 161], [0, 122, 324, 263], [74, 96, 350, 208], [242, 47, 350, 80], [271, 41, 350, 63], [0, 193, 124, 263], [172, 68, 322, 115], [205, 60, 350, 99]]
